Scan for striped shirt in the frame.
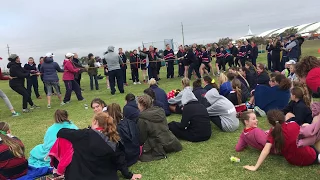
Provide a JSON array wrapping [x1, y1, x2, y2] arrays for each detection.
[[0, 135, 28, 180], [164, 49, 175, 60]]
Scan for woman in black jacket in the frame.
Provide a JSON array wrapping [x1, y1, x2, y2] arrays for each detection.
[[7, 54, 39, 112], [271, 40, 282, 72], [57, 112, 141, 180], [168, 88, 211, 142], [24, 57, 41, 99], [256, 63, 270, 86]]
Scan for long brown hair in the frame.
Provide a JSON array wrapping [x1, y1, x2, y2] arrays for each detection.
[[267, 110, 285, 153], [231, 78, 242, 105], [107, 103, 123, 124], [93, 112, 120, 143], [296, 56, 320, 78], [275, 74, 291, 90], [293, 81, 311, 107], [291, 87, 311, 108], [245, 61, 257, 72], [0, 122, 24, 158], [54, 109, 71, 123]]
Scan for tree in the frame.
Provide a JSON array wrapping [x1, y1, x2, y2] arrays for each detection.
[[271, 33, 279, 38], [218, 37, 233, 47], [280, 28, 298, 37], [248, 36, 267, 45]]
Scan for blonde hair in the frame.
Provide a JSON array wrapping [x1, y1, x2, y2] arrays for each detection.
[[218, 73, 228, 86], [0, 122, 24, 158], [232, 79, 242, 105], [181, 78, 190, 88], [137, 94, 153, 110], [93, 112, 120, 143], [148, 78, 157, 86]]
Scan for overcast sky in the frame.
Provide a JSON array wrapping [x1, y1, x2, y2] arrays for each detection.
[[1, 0, 320, 68]]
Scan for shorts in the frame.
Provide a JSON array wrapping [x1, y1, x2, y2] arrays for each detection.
[[202, 62, 210, 66], [45, 81, 61, 96], [216, 58, 222, 65], [175, 105, 183, 114], [183, 59, 190, 66]]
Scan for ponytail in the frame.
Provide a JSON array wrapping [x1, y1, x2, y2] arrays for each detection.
[[93, 112, 120, 143], [291, 84, 311, 108], [232, 79, 242, 105], [203, 76, 219, 90], [267, 110, 285, 153], [0, 122, 24, 158]]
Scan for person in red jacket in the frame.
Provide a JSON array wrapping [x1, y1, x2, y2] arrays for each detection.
[[0, 68, 20, 116], [62, 53, 84, 103]]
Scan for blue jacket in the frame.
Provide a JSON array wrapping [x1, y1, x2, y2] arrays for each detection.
[[220, 81, 232, 97], [123, 100, 140, 123], [255, 85, 290, 113], [150, 85, 171, 116], [117, 118, 140, 167], [40, 57, 64, 82]]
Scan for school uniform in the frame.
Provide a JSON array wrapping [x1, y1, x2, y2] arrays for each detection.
[[223, 49, 233, 68], [266, 44, 273, 70], [271, 42, 281, 72], [237, 45, 247, 67], [186, 49, 201, 79], [283, 100, 313, 126], [204, 84, 214, 91], [129, 54, 140, 83], [192, 86, 210, 107], [226, 91, 239, 105], [246, 67, 257, 90], [256, 71, 270, 86], [150, 84, 171, 116], [140, 51, 160, 81], [24, 63, 40, 98], [246, 44, 252, 61], [230, 46, 238, 66], [177, 50, 185, 77], [139, 52, 147, 71], [164, 49, 175, 78], [251, 45, 258, 66], [216, 48, 225, 71], [267, 122, 318, 166], [119, 53, 128, 84]]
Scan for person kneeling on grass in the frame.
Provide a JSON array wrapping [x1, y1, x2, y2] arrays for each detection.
[[0, 122, 28, 179], [107, 103, 140, 167], [244, 110, 320, 171], [28, 109, 78, 168], [168, 88, 211, 142], [52, 112, 141, 180], [137, 94, 182, 162], [205, 88, 239, 132], [168, 78, 191, 114], [282, 87, 312, 126], [235, 112, 276, 153]]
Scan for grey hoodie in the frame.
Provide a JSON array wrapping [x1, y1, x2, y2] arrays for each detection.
[[104, 46, 123, 71], [168, 86, 192, 107], [181, 87, 198, 106], [205, 88, 239, 132]]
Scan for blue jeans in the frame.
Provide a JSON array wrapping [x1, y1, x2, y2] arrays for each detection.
[[108, 69, 124, 95], [89, 74, 99, 90]]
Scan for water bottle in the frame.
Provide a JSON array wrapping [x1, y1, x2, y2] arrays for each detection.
[[84, 104, 88, 110]]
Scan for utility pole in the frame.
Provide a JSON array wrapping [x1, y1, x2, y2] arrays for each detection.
[[7, 44, 10, 56], [181, 22, 185, 47]]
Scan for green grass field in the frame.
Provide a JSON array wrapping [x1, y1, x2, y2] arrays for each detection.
[[1, 40, 320, 180]]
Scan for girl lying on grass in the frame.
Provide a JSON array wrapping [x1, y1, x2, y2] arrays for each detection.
[[244, 110, 320, 171]]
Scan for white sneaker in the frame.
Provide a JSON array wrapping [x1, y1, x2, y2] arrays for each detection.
[[133, 82, 137, 85], [60, 102, 65, 106], [137, 82, 141, 84], [47, 104, 51, 109]]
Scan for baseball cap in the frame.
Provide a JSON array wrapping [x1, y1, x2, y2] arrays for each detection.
[[9, 54, 18, 59], [45, 52, 55, 57], [285, 60, 296, 65], [65, 53, 74, 58]]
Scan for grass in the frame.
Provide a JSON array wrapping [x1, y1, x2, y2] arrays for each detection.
[[1, 40, 320, 180]]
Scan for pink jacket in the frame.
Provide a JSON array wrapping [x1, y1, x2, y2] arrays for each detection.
[[48, 138, 74, 175], [297, 119, 320, 147], [235, 127, 276, 154], [62, 59, 79, 81]]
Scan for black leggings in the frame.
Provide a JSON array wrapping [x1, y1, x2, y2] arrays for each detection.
[[168, 122, 210, 142], [11, 85, 34, 109], [210, 116, 222, 130]]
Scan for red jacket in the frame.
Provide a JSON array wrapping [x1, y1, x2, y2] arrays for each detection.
[[48, 138, 74, 175], [62, 59, 79, 81], [0, 68, 10, 80], [306, 67, 320, 93]]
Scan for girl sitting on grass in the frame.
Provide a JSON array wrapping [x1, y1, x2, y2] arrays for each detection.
[[123, 94, 140, 123], [28, 109, 78, 168], [107, 103, 140, 167], [244, 110, 320, 171], [256, 63, 269, 86], [168, 78, 191, 114], [91, 98, 108, 114], [203, 76, 219, 91], [235, 112, 276, 153], [0, 122, 28, 180], [283, 87, 312, 126]]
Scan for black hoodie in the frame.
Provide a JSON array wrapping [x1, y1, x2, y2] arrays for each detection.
[[7, 61, 30, 87]]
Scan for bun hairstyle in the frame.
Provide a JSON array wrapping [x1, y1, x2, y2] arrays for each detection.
[[275, 74, 291, 90], [231, 78, 242, 105], [267, 110, 285, 153], [91, 98, 107, 109], [0, 122, 24, 158], [107, 103, 123, 124], [93, 112, 120, 143], [296, 56, 320, 78], [136, 94, 153, 110], [203, 76, 219, 90], [54, 109, 71, 123]]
